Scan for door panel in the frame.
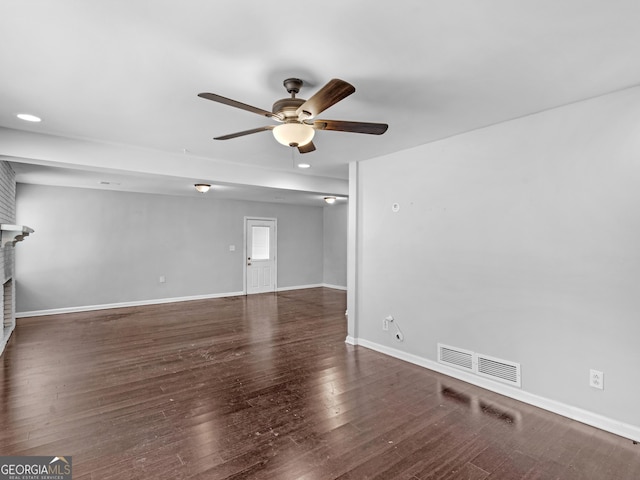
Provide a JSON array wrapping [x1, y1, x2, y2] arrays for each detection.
[[246, 218, 276, 294]]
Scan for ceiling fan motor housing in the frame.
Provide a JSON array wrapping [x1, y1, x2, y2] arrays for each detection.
[[272, 97, 305, 121]]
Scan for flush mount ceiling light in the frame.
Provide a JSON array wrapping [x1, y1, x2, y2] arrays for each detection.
[[324, 196, 337, 204], [194, 184, 211, 193], [297, 163, 311, 169], [17, 113, 41, 122], [272, 122, 315, 147]]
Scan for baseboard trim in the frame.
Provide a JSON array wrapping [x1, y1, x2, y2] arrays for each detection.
[[322, 283, 347, 291], [16, 284, 348, 318], [349, 336, 640, 443], [16, 291, 245, 318], [276, 284, 323, 292], [277, 283, 347, 292]]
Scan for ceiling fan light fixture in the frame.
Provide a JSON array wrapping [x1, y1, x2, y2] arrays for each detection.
[[194, 183, 211, 193], [272, 123, 314, 147]]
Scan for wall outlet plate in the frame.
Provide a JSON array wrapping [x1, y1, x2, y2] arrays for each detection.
[[589, 369, 604, 390]]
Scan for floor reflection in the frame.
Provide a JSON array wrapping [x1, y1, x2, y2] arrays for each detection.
[[440, 384, 522, 427]]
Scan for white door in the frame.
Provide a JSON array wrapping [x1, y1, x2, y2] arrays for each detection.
[[245, 218, 277, 294]]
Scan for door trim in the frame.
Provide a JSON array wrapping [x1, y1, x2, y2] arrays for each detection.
[[243, 217, 277, 294]]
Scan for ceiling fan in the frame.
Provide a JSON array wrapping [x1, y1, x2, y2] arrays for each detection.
[[198, 78, 388, 154]]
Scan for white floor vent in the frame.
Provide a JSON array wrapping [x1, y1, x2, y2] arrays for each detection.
[[476, 353, 521, 387], [437, 343, 521, 388], [438, 344, 474, 372]]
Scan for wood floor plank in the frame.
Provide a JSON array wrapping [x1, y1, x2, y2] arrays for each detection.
[[1, 288, 639, 479]]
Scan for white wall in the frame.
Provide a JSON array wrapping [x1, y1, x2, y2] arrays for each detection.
[[15, 185, 327, 312], [352, 86, 640, 433]]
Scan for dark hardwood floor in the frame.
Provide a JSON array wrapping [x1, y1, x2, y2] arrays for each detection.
[[1, 288, 638, 479]]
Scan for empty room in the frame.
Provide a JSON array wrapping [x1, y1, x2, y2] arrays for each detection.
[[1, 1, 640, 479]]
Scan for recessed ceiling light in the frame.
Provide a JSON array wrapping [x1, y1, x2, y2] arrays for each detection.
[[17, 113, 42, 122], [297, 163, 311, 169]]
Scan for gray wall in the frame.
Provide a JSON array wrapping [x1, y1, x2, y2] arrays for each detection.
[[15, 185, 331, 312], [353, 86, 640, 428], [323, 202, 347, 287]]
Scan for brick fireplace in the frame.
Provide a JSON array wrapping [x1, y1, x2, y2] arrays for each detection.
[[3, 278, 13, 329], [1, 160, 17, 355]]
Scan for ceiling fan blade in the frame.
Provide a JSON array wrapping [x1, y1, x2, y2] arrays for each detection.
[[296, 79, 355, 119], [214, 125, 274, 140], [198, 92, 279, 119], [312, 119, 388, 135], [297, 141, 316, 154]]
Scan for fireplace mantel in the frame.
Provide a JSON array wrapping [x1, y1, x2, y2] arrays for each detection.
[[1, 224, 34, 247]]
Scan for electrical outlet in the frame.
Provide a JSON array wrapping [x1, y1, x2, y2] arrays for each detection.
[[589, 369, 604, 390], [382, 318, 389, 331], [159, 275, 166, 284]]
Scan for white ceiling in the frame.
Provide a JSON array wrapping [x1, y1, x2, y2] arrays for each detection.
[[2, 1, 640, 204]]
